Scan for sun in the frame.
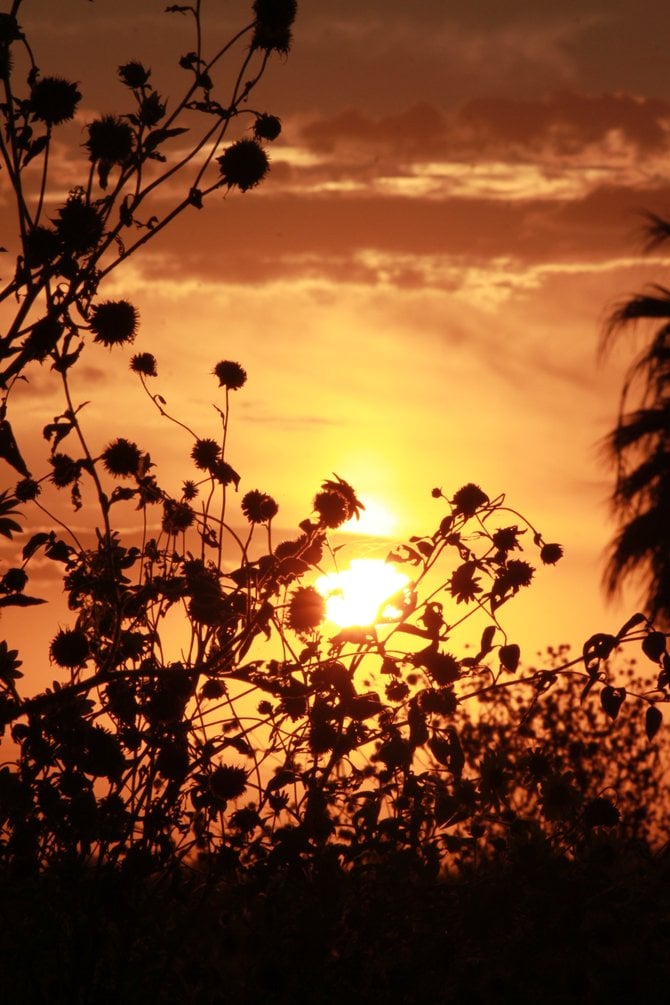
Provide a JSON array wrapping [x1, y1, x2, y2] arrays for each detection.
[[315, 559, 410, 627]]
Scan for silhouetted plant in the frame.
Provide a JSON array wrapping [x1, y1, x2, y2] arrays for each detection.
[[602, 213, 670, 626], [0, 0, 668, 893]]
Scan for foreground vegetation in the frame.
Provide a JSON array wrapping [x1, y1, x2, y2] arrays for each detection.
[[1, 3, 670, 1000]]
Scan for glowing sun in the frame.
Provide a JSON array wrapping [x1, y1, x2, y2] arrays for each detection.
[[315, 559, 409, 627]]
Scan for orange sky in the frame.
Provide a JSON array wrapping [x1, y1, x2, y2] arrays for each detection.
[[3, 0, 670, 661]]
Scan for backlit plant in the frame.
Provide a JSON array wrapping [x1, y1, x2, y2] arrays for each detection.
[[0, 0, 668, 882]]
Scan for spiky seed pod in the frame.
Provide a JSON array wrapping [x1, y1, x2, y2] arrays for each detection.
[[241, 490, 279, 523], [253, 114, 282, 141], [540, 543, 563, 565], [191, 438, 221, 472], [54, 196, 103, 253], [130, 352, 157, 377], [139, 91, 165, 127], [14, 478, 40, 502], [213, 360, 247, 389], [102, 438, 142, 477], [50, 453, 80, 488], [25, 226, 60, 269], [2, 567, 28, 592], [162, 499, 195, 535], [209, 764, 248, 803], [85, 115, 134, 164], [118, 61, 151, 88], [287, 585, 325, 633], [24, 316, 62, 362], [217, 139, 269, 191], [90, 300, 139, 347], [451, 483, 490, 518], [50, 627, 90, 668], [313, 489, 349, 529], [251, 0, 297, 54], [30, 76, 81, 126]]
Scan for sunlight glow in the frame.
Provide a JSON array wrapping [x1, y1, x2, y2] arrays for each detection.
[[344, 496, 398, 538], [315, 559, 409, 627]]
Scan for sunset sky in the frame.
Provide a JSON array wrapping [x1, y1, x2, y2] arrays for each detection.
[[4, 0, 670, 658]]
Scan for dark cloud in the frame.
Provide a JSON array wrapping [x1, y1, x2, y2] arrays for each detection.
[[299, 93, 670, 166], [138, 177, 670, 289]]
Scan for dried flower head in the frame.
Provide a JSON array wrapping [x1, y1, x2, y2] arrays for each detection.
[[213, 360, 247, 389], [287, 585, 326, 633], [24, 316, 62, 362], [139, 91, 165, 127], [50, 627, 90, 668], [217, 139, 269, 191], [162, 499, 195, 535], [2, 567, 28, 593], [50, 453, 80, 488], [14, 478, 40, 502], [451, 483, 490, 518], [209, 764, 248, 803], [30, 75, 81, 126], [501, 559, 535, 590], [90, 300, 139, 347], [118, 61, 151, 88], [54, 194, 103, 253], [212, 460, 240, 488], [85, 115, 134, 163], [130, 352, 157, 377], [253, 113, 282, 141], [102, 438, 142, 477], [313, 489, 349, 529], [182, 480, 198, 501], [191, 438, 221, 472], [241, 489, 279, 523], [25, 226, 60, 269], [252, 0, 297, 53], [540, 542, 563, 565]]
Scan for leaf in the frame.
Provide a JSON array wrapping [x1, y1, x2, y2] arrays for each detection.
[[0, 420, 30, 477], [478, 625, 496, 659], [144, 126, 188, 153], [415, 539, 434, 558], [23, 531, 50, 560], [499, 643, 520, 673], [45, 538, 72, 563], [582, 633, 617, 675], [642, 631, 667, 664], [645, 704, 663, 741], [600, 685, 626, 721], [22, 134, 48, 168], [616, 612, 647, 639], [0, 594, 46, 607]]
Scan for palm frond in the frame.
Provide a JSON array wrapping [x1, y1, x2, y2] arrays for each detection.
[[642, 212, 670, 251]]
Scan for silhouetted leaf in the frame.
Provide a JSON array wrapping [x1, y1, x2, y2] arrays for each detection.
[[600, 685, 626, 720], [22, 134, 47, 167], [0, 594, 45, 607], [583, 633, 617, 674], [616, 612, 647, 638], [22, 531, 50, 560], [478, 625, 496, 659], [645, 704, 663, 741], [583, 797, 620, 828], [642, 631, 667, 663], [0, 420, 29, 477], [144, 126, 188, 152], [499, 643, 520, 673]]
